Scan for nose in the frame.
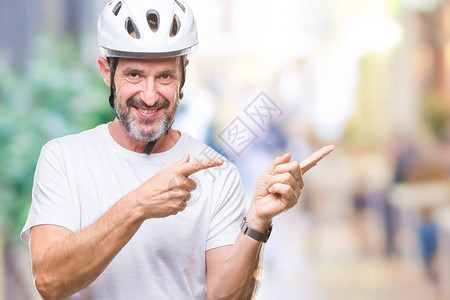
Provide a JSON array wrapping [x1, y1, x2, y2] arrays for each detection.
[[139, 78, 159, 107]]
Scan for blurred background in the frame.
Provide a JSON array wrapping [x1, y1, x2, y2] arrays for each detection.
[[1, 0, 450, 299]]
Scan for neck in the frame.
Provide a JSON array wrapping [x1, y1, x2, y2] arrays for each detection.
[[108, 118, 180, 154]]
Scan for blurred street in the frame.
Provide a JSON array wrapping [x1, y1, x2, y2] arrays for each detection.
[[258, 209, 439, 300], [254, 147, 448, 300]]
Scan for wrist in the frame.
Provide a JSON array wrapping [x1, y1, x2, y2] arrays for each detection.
[[240, 217, 272, 243], [123, 191, 147, 223], [245, 208, 272, 232]]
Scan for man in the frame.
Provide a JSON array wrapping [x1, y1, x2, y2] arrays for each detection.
[[21, 0, 334, 299]]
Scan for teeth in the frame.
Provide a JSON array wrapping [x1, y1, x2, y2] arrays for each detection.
[[138, 108, 157, 114]]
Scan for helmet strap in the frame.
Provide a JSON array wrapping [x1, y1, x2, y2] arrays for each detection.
[[179, 56, 187, 99], [143, 127, 170, 155], [143, 140, 157, 155], [108, 57, 119, 108]]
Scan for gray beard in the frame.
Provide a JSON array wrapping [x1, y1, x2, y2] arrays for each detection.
[[114, 96, 178, 142]]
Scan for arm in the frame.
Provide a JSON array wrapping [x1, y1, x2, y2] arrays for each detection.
[[30, 193, 143, 300], [207, 146, 335, 300], [30, 154, 223, 300], [206, 232, 264, 300]]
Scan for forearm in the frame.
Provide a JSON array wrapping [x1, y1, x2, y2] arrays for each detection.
[[211, 233, 263, 300], [32, 193, 144, 299], [211, 213, 271, 300]]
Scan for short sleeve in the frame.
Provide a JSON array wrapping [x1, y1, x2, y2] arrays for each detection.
[[206, 167, 245, 250], [20, 140, 79, 244]]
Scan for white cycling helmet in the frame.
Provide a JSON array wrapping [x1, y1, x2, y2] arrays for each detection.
[[97, 0, 198, 58]]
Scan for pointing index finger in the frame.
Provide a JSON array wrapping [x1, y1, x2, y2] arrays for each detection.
[[176, 157, 224, 177], [299, 145, 335, 174]]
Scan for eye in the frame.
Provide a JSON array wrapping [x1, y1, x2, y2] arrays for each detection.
[[160, 74, 173, 80], [129, 72, 139, 78]]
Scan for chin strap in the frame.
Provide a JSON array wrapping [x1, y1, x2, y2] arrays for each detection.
[[108, 57, 119, 108], [143, 128, 170, 155], [143, 141, 157, 155]]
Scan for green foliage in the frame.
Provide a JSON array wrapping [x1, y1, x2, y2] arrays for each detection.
[[0, 34, 114, 242]]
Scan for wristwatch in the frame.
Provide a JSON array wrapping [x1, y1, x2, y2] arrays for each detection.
[[240, 217, 272, 243]]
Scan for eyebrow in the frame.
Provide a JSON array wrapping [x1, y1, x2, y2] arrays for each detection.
[[121, 67, 144, 74], [121, 67, 178, 75], [157, 68, 178, 75]]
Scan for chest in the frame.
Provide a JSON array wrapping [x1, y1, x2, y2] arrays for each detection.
[[63, 153, 213, 233]]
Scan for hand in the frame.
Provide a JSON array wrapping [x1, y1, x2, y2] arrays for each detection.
[[247, 145, 336, 231], [131, 154, 224, 219]]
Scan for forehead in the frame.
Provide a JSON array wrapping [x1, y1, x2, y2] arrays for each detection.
[[117, 57, 180, 71]]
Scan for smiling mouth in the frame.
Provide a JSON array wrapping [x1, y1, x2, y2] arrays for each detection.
[[137, 107, 159, 114]]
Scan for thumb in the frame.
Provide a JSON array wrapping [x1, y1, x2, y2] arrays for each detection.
[[264, 153, 291, 176]]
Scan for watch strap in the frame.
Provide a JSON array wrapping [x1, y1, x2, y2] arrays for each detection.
[[240, 217, 272, 243]]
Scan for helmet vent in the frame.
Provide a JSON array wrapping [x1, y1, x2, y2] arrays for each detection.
[[112, 1, 122, 16], [146, 10, 159, 33], [125, 18, 140, 39], [170, 14, 180, 37], [174, 0, 186, 13]]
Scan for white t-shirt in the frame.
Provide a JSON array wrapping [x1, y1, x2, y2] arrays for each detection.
[[21, 124, 245, 300]]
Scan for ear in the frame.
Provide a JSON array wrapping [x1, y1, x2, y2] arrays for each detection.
[[98, 57, 111, 87], [185, 59, 189, 68]]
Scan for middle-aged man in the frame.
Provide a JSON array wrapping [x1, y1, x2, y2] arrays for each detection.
[[21, 0, 335, 299]]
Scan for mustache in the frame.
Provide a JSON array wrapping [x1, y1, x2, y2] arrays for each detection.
[[126, 97, 170, 109]]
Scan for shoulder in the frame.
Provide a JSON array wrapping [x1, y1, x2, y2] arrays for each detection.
[[39, 124, 108, 164]]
